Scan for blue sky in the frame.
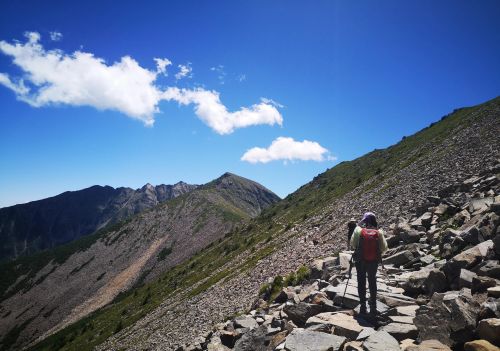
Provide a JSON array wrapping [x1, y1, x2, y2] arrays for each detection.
[[0, 1, 499, 208]]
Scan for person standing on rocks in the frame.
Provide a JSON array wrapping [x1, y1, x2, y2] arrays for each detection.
[[350, 212, 388, 315]]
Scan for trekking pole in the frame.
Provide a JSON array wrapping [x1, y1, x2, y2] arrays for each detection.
[[341, 256, 354, 307]]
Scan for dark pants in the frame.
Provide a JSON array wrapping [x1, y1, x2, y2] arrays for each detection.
[[355, 260, 378, 307]]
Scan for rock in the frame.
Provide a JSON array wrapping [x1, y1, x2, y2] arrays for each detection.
[[333, 293, 360, 309], [233, 316, 259, 330], [470, 197, 494, 214], [284, 329, 346, 351], [414, 289, 480, 347], [233, 325, 268, 351], [442, 240, 493, 289], [380, 323, 418, 341], [423, 269, 448, 295], [476, 318, 500, 346], [472, 276, 498, 294], [487, 287, 500, 298], [462, 226, 484, 245], [362, 330, 401, 351], [399, 339, 417, 350], [393, 305, 420, 317], [459, 269, 478, 289], [389, 316, 413, 324], [406, 339, 452, 351], [268, 331, 287, 350], [434, 203, 450, 215], [378, 293, 416, 307], [207, 336, 231, 351], [283, 302, 324, 327], [344, 341, 364, 351], [464, 339, 500, 351], [383, 251, 415, 266], [356, 327, 376, 341], [476, 260, 500, 279], [305, 312, 366, 340], [220, 330, 239, 348], [401, 230, 421, 244], [339, 252, 353, 271], [478, 299, 500, 320]]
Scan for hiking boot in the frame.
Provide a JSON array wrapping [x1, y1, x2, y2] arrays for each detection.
[[369, 304, 377, 316], [359, 303, 367, 315]]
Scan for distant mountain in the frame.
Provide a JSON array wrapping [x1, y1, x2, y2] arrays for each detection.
[[0, 181, 197, 261], [0, 173, 280, 351]]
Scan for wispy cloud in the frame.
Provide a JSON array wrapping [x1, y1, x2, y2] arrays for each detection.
[[237, 74, 246, 82], [241, 137, 336, 164], [175, 63, 192, 80], [154, 57, 172, 76], [210, 65, 226, 84], [0, 32, 283, 133], [49, 31, 63, 41]]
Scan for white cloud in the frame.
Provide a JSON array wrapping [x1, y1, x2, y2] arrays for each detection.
[[162, 88, 283, 135], [241, 137, 336, 164], [175, 63, 192, 80], [49, 31, 63, 41], [0, 32, 283, 133], [154, 57, 172, 76], [237, 74, 246, 82]]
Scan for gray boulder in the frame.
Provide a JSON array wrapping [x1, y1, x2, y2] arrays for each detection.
[[284, 329, 346, 351], [233, 325, 268, 351], [414, 289, 480, 347], [383, 250, 415, 266], [283, 302, 324, 327], [423, 269, 448, 295], [362, 330, 401, 351], [476, 318, 500, 346]]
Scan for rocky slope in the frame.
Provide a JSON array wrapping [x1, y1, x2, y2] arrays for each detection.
[[0, 173, 279, 351], [0, 181, 197, 261], [186, 167, 500, 350], [29, 96, 500, 351]]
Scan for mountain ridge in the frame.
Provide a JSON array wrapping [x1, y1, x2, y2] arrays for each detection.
[[0, 180, 198, 261]]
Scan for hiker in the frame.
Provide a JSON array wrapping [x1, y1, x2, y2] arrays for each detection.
[[350, 212, 388, 315], [347, 218, 357, 248]]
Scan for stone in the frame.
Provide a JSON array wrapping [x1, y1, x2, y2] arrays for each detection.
[[414, 289, 480, 347], [400, 339, 417, 350], [383, 250, 415, 266], [380, 323, 418, 342], [305, 312, 366, 340], [207, 336, 231, 351], [356, 327, 376, 341], [442, 240, 493, 289], [268, 331, 287, 350], [389, 316, 414, 324], [233, 325, 268, 351], [423, 269, 448, 295], [378, 293, 416, 307], [462, 226, 484, 245], [406, 339, 452, 351], [393, 305, 420, 317], [472, 276, 499, 294], [333, 293, 360, 309], [283, 302, 324, 327], [339, 252, 353, 271], [220, 330, 239, 348], [476, 318, 500, 345], [362, 330, 401, 351], [476, 260, 500, 279], [487, 287, 500, 298], [344, 341, 364, 351], [401, 230, 422, 244], [464, 339, 500, 351], [233, 316, 259, 330], [284, 329, 346, 351], [459, 269, 478, 289]]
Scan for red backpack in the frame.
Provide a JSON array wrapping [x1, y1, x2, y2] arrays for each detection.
[[360, 228, 380, 262]]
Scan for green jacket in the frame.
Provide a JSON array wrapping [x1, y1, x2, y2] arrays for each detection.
[[350, 226, 388, 255]]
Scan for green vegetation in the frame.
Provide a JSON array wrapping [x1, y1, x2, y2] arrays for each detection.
[[259, 265, 311, 301], [28, 99, 496, 351]]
